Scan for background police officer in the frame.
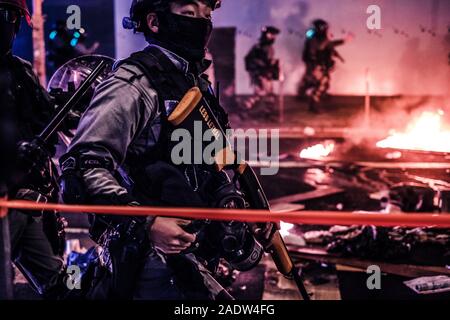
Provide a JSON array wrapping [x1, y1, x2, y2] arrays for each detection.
[[0, 0, 67, 299], [298, 19, 351, 113], [244, 26, 281, 111]]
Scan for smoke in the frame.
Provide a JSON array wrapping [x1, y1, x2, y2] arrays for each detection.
[[213, 0, 450, 96], [112, 0, 450, 96]]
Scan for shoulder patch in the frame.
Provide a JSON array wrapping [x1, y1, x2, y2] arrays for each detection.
[[113, 63, 145, 82]]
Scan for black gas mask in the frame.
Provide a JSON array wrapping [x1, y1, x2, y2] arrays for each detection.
[[260, 35, 275, 46], [181, 179, 264, 272], [153, 12, 213, 62], [0, 7, 20, 57]]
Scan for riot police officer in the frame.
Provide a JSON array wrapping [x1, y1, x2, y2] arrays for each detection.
[[298, 19, 350, 113], [60, 0, 247, 300], [0, 0, 67, 299], [244, 26, 281, 111]]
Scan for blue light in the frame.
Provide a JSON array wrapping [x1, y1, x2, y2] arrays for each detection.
[[306, 29, 315, 39], [49, 30, 57, 40], [74, 31, 81, 38], [70, 38, 79, 47]]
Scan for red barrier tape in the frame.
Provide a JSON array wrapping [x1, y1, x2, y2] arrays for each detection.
[[1, 200, 450, 228], [0, 197, 7, 218]]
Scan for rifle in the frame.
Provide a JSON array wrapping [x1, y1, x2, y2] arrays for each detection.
[[168, 87, 311, 300], [0, 77, 14, 300], [39, 60, 108, 142], [22, 60, 109, 256], [322, 39, 346, 71], [20, 60, 109, 193]]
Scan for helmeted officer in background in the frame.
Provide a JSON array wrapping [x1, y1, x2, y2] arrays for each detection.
[[59, 0, 255, 300], [244, 26, 281, 111], [298, 19, 350, 113], [47, 20, 100, 76], [0, 0, 67, 299]]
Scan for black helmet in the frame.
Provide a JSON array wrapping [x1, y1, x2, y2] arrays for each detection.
[[0, 0, 31, 25], [261, 25, 280, 36], [123, 0, 222, 32], [312, 19, 329, 33]]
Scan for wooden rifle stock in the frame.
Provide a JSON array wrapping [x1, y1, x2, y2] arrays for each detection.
[[170, 87, 310, 300], [237, 165, 294, 276], [237, 164, 310, 300]]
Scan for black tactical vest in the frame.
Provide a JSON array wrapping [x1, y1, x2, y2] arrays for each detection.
[[1, 55, 55, 143], [120, 46, 229, 163], [118, 46, 231, 203]]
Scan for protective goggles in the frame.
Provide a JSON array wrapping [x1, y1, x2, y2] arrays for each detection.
[[0, 7, 20, 24]]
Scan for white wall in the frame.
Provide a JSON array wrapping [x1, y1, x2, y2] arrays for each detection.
[[115, 0, 450, 96], [114, 0, 147, 59]]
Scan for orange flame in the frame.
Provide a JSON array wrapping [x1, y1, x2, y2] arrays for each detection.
[[300, 141, 335, 160], [377, 110, 450, 153], [280, 221, 294, 237]]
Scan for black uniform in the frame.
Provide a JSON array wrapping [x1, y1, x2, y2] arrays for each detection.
[[0, 53, 66, 298], [245, 42, 279, 88], [298, 20, 345, 112], [244, 26, 280, 111], [0, 58, 15, 188]]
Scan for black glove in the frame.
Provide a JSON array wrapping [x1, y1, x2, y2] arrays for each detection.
[[59, 169, 87, 205], [14, 138, 55, 195]]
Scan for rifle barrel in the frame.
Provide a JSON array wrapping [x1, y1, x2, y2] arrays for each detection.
[[292, 266, 311, 301], [39, 60, 108, 142]]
